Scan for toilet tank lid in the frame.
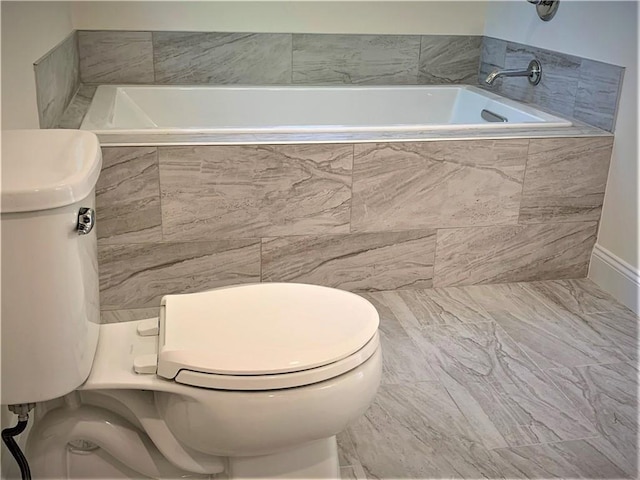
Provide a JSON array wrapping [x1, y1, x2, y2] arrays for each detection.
[[156, 283, 380, 379], [1, 130, 102, 212]]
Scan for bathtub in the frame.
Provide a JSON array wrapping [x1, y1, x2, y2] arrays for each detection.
[[80, 85, 572, 137]]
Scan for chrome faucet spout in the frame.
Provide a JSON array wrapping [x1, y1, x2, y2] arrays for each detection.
[[484, 59, 542, 86]]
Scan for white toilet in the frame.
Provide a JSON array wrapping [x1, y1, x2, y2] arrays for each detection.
[[1, 130, 382, 479]]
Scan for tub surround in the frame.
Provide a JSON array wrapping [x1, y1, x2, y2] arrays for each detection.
[[42, 31, 624, 133], [34, 31, 79, 129], [57, 85, 96, 129], [79, 30, 154, 84], [97, 136, 612, 311], [479, 37, 624, 132]]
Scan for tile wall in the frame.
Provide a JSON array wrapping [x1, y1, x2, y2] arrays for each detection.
[[76, 31, 482, 86], [97, 137, 613, 312], [35, 31, 625, 132], [479, 37, 625, 132], [34, 31, 80, 129]]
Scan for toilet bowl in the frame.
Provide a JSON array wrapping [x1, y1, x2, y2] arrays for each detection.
[[1, 130, 382, 479]]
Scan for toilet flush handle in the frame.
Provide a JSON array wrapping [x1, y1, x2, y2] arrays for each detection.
[[76, 208, 95, 235]]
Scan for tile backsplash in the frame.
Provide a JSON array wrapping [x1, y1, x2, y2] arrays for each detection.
[[479, 37, 624, 132], [34, 31, 79, 129], [78, 31, 481, 86]]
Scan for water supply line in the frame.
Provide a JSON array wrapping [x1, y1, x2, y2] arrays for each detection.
[[2, 404, 35, 480]]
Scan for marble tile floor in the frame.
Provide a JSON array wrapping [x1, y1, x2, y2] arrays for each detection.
[[337, 278, 638, 479]]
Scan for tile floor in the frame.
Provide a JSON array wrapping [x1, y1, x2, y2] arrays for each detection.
[[338, 279, 638, 479]]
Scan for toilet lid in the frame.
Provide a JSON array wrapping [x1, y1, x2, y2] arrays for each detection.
[[156, 283, 379, 382]]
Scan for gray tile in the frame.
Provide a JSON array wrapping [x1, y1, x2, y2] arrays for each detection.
[[525, 278, 635, 316], [153, 32, 291, 84], [418, 35, 481, 84], [100, 308, 159, 324], [261, 230, 436, 291], [413, 322, 598, 449], [35, 32, 79, 129], [501, 43, 582, 118], [369, 288, 493, 334], [581, 310, 639, 363], [96, 147, 162, 244], [337, 431, 360, 467], [347, 382, 508, 479], [574, 59, 624, 132], [292, 34, 421, 85], [57, 85, 97, 129], [546, 363, 638, 473], [359, 293, 438, 385], [519, 137, 613, 223], [339, 466, 357, 480], [493, 437, 634, 479], [98, 240, 261, 309], [79, 31, 154, 84], [351, 140, 528, 232], [159, 145, 352, 240], [481, 37, 507, 69], [479, 37, 508, 86], [491, 306, 629, 370], [433, 222, 598, 287]]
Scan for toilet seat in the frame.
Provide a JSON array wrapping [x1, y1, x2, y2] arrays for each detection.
[[156, 283, 380, 391]]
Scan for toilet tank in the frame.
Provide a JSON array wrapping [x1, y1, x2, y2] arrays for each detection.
[[1, 130, 102, 405]]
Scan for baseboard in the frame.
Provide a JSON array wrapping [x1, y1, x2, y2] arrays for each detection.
[[589, 244, 640, 314]]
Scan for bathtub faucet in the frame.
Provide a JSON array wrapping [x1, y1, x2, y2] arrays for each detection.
[[484, 59, 542, 86]]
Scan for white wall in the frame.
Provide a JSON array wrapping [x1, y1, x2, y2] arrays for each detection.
[[484, 0, 639, 307], [1, 1, 74, 129], [71, 1, 488, 35]]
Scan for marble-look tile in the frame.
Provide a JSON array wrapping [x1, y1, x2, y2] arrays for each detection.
[[418, 35, 481, 84], [292, 34, 421, 85], [480, 37, 507, 70], [57, 85, 97, 129], [490, 306, 629, 370], [261, 230, 436, 291], [413, 322, 597, 449], [339, 466, 357, 480], [96, 147, 162, 244], [337, 431, 360, 468], [479, 38, 507, 86], [100, 308, 159, 324], [501, 43, 582, 118], [153, 32, 291, 84], [519, 137, 613, 223], [581, 310, 639, 363], [79, 31, 154, 84], [99, 240, 260, 309], [546, 362, 638, 473], [524, 278, 634, 315], [347, 382, 508, 479], [359, 293, 438, 384], [574, 59, 624, 132], [369, 288, 493, 335], [35, 32, 79, 129], [159, 145, 352, 240], [351, 140, 528, 232], [433, 221, 598, 286], [493, 437, 634, 479]]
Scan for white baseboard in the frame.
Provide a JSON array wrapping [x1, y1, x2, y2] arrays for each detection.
[[589, 244, 640, 314]]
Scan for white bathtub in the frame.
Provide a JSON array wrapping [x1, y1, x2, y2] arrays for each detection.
[[80, 85, 571, 136]]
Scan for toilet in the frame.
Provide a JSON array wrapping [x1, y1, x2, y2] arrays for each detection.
[[1, 130, 382, 479]]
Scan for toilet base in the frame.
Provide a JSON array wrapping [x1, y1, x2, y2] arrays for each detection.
[[228, 437, 340, 479]]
